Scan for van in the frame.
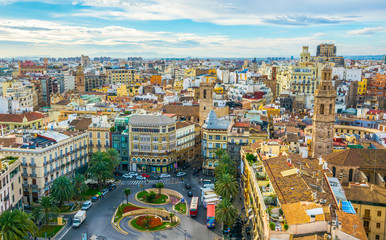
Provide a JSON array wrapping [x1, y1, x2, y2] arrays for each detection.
[[81, 201, 92, 210], [202, 184, 215, 190]]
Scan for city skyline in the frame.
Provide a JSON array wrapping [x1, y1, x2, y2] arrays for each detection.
[[0, 0, 385, 58]]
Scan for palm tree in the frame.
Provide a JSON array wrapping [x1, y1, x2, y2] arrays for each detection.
[[73, 173, 88, 200], [39, 196, 59, 226], [51, 175, 74, 209], [105, 148, 120, 170], [214, 148, 226, 159], [88, 151, 114, 188], [0, 210, 37, 240], [216, 198, 238, 230], [155, 182, 164, 196], [124, 188, 131, 203], [215, 173, 238, 199]]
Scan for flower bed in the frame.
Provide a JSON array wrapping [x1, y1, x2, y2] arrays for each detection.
[[137, 191, 168, 204], [123, 205, 144, 213], [136, 216, 163, 229]]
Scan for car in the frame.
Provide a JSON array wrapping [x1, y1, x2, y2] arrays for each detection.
[[152, 184, 157, 188], [136, 176, 146, 180], [187, 191, 193, 197], [141, 173, 150, 178], [176, 172, 186, 177], [108, 184, 117, 190], [129, 172, 138, 176], [160, 173, 171, 178], [91, 195, 99, 202], [185, 183, 191, 189], [81, 201, 92, 210], [101, 189, 109, 196], [122, 173, 132, 178], [151, 175, 160, 180]]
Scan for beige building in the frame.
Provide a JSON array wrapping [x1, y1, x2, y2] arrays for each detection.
[[0, 130, 89, 203], [0, 157, 23, 213], [2, 80, 35, 112], [129, 115, 177, 173], [88, 115, 112, 155], [105, 67, 135, 85], [175, 121, 196, 166]]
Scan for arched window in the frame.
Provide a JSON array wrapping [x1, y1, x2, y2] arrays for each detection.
[[203, 89, 207, 99], [320, 104, 324, 114], [348, 169, 353, 182], [332, 167, 336, 177], [329, 104, 333, 114]]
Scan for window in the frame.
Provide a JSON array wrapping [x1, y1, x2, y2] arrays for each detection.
[[105, 132, 109, 139], [208, 135, 213, 140], [377, 211, 382, 217], [97, 132, 101, 138], [320, 104, 324, 114], [215, 135, 221, 140], [376, 223, 381, 229], [348, 169, 353, 182], [89, 132, 92, 138], [376, 235, 380, 240]]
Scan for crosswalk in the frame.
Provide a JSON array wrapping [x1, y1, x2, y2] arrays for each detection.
[[120, 179, 184, 186]]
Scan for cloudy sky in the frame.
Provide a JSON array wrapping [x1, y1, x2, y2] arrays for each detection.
[[0, 0, 385, 58]]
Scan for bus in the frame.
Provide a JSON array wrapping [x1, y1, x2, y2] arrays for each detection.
[[189, 197, 199, 217], [207, 204, 216, 228]]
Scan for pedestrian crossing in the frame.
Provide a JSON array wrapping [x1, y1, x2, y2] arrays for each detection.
[[120, 179, 184, 186]]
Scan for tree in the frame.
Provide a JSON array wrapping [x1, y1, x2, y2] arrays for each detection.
[[39, 196, 58, 226], [155, 182, 164, 196], [73, 173, 88, 200], [105, 148, 120, 170], [51, 175, 74, 209], [0, 210, 37, 240], [246, 153, 256, 163], [269, 222, 275, 230], [124, 188, 131, 203], [169, 213, 175, 223], [215, 198, 238, 229], [88, 150, 119, 188], [147, 191, 156, 203], [215, 173, 238, 200], [214, 148, 226, 159]]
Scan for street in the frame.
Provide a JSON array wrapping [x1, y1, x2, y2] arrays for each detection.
[[57, 168, 221, 240]]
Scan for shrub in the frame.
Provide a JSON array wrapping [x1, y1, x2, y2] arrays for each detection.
[[269, 222, 275, 230], [136, 216, 162, 229], [147, 191, 156, 202], [284, 223, 289, 231], [123, 205, 143, 213]]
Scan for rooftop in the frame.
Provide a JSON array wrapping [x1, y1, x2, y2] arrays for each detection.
[[129, 114, 175, 126], [323, 149, 386, 168]]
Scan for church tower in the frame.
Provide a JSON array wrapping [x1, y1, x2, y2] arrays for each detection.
[[300, 46, 311, 63], [199, 81, 214, 126], [75, 64, 85, 92], [311, 64, 336, 158]]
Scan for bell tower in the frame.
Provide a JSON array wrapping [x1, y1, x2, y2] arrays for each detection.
[[75, 64, 85, 92], [199, 81, 214, 126], [311, 64, 336, 158]]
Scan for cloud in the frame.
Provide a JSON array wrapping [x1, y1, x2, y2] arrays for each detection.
[[263, 15, 350, 26], [347, 27, 385, 35]]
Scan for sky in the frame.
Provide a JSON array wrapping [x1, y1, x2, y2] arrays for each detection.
[[0, 0, 385, 58]]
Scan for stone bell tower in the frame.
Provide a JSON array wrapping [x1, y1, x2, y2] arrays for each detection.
[[199, 81, 214, 126], [311, 64, 336, 158], [75, 64, 85, 92]]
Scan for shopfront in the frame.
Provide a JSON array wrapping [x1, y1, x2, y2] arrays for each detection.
[[131, 157, 175, 173]]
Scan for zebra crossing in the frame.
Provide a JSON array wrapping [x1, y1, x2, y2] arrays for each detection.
[[120, 179, 183, 186]]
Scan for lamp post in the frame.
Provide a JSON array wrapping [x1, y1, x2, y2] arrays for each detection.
[[184, 229, 186, 240]]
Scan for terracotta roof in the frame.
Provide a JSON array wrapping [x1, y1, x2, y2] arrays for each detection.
[[344, 184, 386, 204], [234, 122, 249, 128], [55, 99, 71, 105], [70, 118, 92, 131], [262, 153, 337, 208], [176, 121, 194, 129], [336, 211, 367, 240], [163, 105, 199, 117], [282, 202, 328, 225], [0, 112, 46, 123], [323, 149, 386, 168]]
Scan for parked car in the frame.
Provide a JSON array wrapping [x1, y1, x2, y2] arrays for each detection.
[[160, 174, 171, 178], [141, 173, 150, 178], [81, 201, 92, 210], [136, 176, 146, 180], [101, 189, 109, 196], [176, 172, 186, 177], [108, 184, 117, 190], [91, 195, 99, 202], [152, 184, 157, 188], [188, 191, 193, 197], [129, 172, 138, 176], [151, 175, 160, 180], [122, 173, 132, 178], [113, 171, 123, 176], [185, 183, 191, 189]]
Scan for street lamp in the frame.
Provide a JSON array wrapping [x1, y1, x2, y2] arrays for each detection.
[[184, 229, 186, 240]]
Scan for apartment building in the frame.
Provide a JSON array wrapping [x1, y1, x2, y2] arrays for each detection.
[[0, 112, 49, 130], [201, 111, 231, 176], [105, 67, 135, 85], [0, 130, 88, 203], [111, 116, 130, 171], [88, 115, 111, 155], [2, 80, 35, 112], [0, 157, 23, 213], [175, 121, 196, 166], [129, 115, 177, 173]]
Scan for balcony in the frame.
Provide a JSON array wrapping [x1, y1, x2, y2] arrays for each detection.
[[30, 173, 37, 178], [21, 162, 27, 166], [22, 183, 29, 188], [56, 166, 60, 170], [363, 215, 371, 220], [97, 143, 102, 148], [30, 184, 38, 189], [89, 143, 94, 147], [22, 173, 28, 177], [364, 226, 370, 233], [29, 163, 36, 167]]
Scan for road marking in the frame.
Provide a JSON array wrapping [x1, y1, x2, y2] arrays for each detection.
[[57, 224, 72, 240]]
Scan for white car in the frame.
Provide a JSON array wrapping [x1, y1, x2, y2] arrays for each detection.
[[160, 174, 171, 178], [136, 176, 146, 180], [122, 173, 132, 178], [176, 172, 186, 177], [81, 201, 92, 210], [129, 172, 138, 176]]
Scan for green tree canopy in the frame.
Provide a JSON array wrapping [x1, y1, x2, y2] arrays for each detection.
[[215, 198, 238, 229], [214, 173, 238, 199], [51, 175, 74, 209], [73, 173, 88, 200], [246, 153, 256, 162], [88, 150, 120, 188], [155, 182, 164, 195], [39, 196, 59, 226], [124, 188, 131, 203], [0, 210, 37, 240]]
